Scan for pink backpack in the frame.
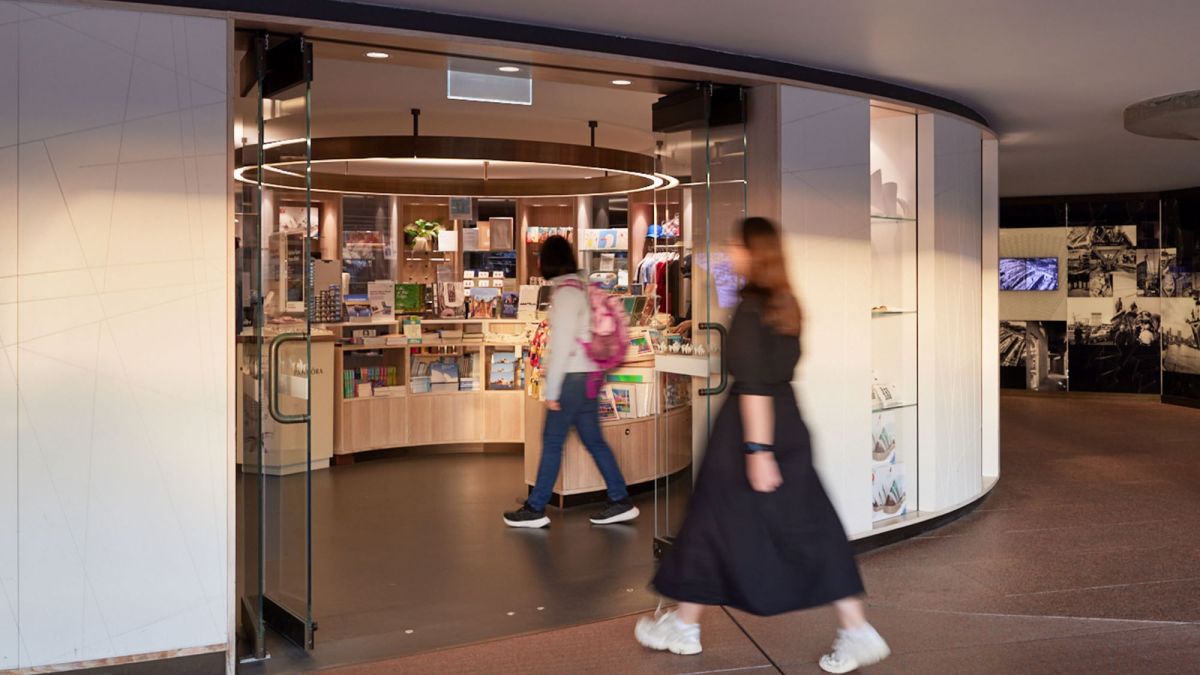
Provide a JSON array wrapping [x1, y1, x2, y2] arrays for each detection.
[[559, 278, 629, 398]]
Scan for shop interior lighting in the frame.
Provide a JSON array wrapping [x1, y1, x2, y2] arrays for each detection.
[[365, 51, 390, 59], [497, 65, 522, 73], [611, 79, 633, 86]]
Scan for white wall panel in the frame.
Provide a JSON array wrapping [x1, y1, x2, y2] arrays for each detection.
[[917, 113, 984, 510], [779, 86, 873, 536], [4, 1, 229, 669], [982, 139, 1000, 479], [1, 16, 19, 667], [998, 227, 1068, 320]]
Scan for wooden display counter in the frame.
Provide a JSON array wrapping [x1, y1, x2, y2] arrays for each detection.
[[523, 396, 693, 506], [236, 335, 336, 475]]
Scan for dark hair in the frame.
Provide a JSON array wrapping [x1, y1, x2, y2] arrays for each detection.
[[539, 235, 578, 279], [740, 217, 803, 336]]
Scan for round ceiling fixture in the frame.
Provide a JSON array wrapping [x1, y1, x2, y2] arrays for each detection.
[[611, 79, 633, 86], [235, 136, 678, 198], [364, 51, 390, 59], [1125, 90, 1200, 140]]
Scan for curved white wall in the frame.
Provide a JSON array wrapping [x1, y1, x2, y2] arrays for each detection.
[[1, 2, 230, 670], [774, 84, 995, 537]]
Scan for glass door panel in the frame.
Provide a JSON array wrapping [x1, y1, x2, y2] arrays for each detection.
[[237, 31, 315, 660], [652, 85, 747, 554]]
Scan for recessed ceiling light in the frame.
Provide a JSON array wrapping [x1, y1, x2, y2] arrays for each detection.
[[611, 79, 632, 86], [365, 51, 389, 59], [498, 65, 521, 73]]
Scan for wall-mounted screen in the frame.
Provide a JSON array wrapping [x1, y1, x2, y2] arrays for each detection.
[[1000, 257, 1059, 291]]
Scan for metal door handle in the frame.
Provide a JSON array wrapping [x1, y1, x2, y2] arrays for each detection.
[[269, 333, 310, 424], [697, 322, 727, 396]]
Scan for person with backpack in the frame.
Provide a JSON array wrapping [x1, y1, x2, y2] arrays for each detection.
[[503, 235, 640, 528]]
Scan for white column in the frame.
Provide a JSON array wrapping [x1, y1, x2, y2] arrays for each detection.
[[982, 138, 1000, 479], [4, 2, 231, 669], [779, 86, 873, 535], [917, 113, 985, 511]]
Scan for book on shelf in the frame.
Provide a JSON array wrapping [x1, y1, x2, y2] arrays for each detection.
[[438, 329, 464, 341], [430, 358, 460, 392], [517, 285, 540, 320], [395, 283, 425, 314], [367, 281, 395, 321], [597, 389, 619, 422], [410, 376, 431, 394], [488, 350, 518, 389], [501, 291, 519, 318], [467, 287, 501, 319], [608, 385, 635, 419], [403, 316, 422, 343]]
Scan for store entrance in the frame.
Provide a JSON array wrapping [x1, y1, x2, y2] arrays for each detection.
[[233, 28, 752, 671]]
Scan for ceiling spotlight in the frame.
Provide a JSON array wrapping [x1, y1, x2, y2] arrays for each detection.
[[497, 65, 521, 73], [611, 79, 632, 86], [365, 51, 389, 59]]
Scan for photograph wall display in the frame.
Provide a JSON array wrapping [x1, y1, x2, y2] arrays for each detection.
[[1067, 296, 1161, 393], [1066, 225, 1137, 297], [999, 320, 1068, 390], [1137, 249, 1163, 296], [999, 320, 1028, 389], [1160, 248, 1199, 298], [871, 463, 907, 523], [1025, 321, 1069, 391], [1162, 297, 1200, 401], [1161, 298, 1200, 375]]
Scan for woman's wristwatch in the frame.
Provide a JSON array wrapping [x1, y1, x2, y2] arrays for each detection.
[[744, 442, 773, 455]]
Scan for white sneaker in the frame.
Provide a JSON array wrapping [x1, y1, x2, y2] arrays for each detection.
[[634, 609, 702, 655], [819, 624, 891, 673]]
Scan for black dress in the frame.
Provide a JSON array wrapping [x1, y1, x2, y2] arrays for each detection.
[[652, 293, 865, 616]]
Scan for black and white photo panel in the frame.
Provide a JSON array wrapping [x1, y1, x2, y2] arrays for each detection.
[[1162, 298, 1200, 376], [1025, 321, 1068, 391], [1067, 295, 1161, 393], [999, 321, 1028, 389], [1162, 296, 1200, 403], [1066, 225, 1137, 298], [1137, 249, 1163, 297]]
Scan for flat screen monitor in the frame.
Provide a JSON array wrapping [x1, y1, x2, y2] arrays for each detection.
[[999, 257, 1059, 291]]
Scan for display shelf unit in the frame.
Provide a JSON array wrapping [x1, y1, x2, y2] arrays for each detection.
[[870, 104, 919, 527], [523, 396, 691, 506], [332, 318, 535, 458]]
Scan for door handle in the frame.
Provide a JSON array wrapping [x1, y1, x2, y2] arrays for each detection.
[[697, 322, 727, 396], [269, 333, 310, 424]]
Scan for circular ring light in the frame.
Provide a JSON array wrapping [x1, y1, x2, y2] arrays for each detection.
[[235, 136, 678, 198]]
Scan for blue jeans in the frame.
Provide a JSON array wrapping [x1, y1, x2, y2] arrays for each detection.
[[528, 373, 630, 511]]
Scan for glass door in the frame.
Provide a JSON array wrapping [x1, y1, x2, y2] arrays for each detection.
[[652, 84, 747, 554], [237, 31, 316, 660]]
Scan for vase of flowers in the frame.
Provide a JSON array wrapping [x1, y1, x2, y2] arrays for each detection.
[[405, 218, 441, 252]]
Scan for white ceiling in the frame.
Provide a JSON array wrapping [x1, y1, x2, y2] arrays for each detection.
[[344, 0, 1200, 197]]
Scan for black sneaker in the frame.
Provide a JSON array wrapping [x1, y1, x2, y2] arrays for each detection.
[[503, 503, 550, 528], [590, 500, 640, 525]]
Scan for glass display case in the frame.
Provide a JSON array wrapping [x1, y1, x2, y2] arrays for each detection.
[[869, 104, 918, 525]]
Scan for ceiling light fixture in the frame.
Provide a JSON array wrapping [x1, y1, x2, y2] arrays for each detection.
[[365, 51, 389, 59], [497, 65, 521, 73], [235, 135, 679, 198], [611, 79, 632, 86]]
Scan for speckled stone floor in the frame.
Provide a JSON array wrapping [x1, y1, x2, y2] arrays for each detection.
[[263, 393, 1200, 674]]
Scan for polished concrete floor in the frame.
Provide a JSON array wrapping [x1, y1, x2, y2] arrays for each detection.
[[313, 393, 1200, 673], [241, 452, 690, 673]]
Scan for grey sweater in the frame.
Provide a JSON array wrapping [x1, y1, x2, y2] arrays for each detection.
[[543, 274, 595, 402]]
